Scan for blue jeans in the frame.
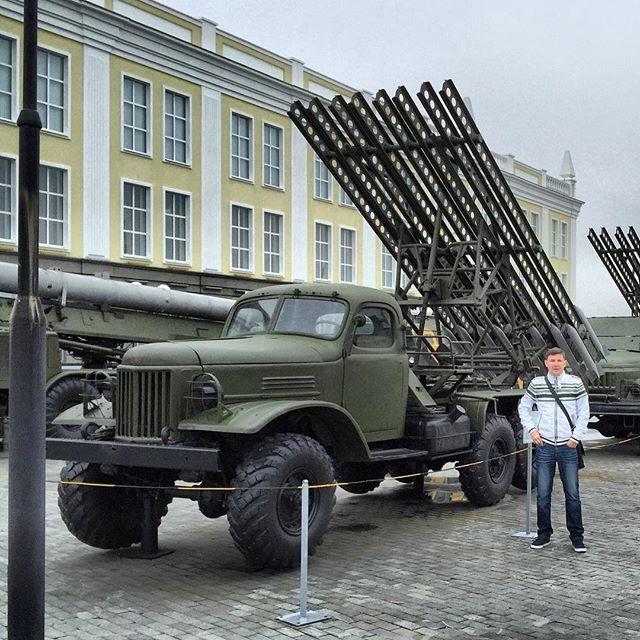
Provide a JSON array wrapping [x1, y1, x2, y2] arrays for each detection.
[[535, 443, 584, 543]]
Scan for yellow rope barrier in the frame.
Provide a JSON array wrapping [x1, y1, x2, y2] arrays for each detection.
[[47, 435, 640, 492]]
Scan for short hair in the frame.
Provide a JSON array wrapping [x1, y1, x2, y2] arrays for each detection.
[[545, 347, 565, 359]]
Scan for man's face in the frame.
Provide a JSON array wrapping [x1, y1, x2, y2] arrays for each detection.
[[545, 353, 567, 377]]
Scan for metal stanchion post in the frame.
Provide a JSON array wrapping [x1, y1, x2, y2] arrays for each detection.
[[513, 429, 536, 539], [278, 480, 329, 626]]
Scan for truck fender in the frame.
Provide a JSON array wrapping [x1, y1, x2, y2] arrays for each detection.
[[455, 390, 523, 431], [178, 399, 371, 462]]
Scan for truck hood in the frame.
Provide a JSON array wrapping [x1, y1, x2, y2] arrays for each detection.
[[122, 334, 339, 367]]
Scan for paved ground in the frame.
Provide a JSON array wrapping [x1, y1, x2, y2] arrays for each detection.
[[1, 436, 640, 640]]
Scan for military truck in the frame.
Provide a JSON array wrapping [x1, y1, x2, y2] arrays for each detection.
[[46, 80, 606, 569], [0, 262, 232, 446], [587, 227, 640, 438]]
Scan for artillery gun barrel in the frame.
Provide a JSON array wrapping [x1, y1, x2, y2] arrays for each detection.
[[0, 262, 233, 322]]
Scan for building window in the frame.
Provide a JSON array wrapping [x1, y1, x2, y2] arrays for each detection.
[[263, 124, 283, 188], [340, 228, 355, 283], [314, 154, 331, 201], [231, 204, 252, 271], [39, 165, 66, 247], [37, 49, 66, 134], [339, 187, 355, 208], [530, 211, 539, 238], [314, 222, 331, 281], [561, 221, 568, 258], [561, 273, 568, 288], [164, 90, 189, 164], [122, 182, 150, 258], [381, 244, 395, 289], [231, 113, 252, 180], [551, 219, 559, 257], [164, 191, 190, 263], [123, 77, 150, 155], [0, 36, 16, 121], [0, 157, 15, 241], [264, 211, 283, 275]]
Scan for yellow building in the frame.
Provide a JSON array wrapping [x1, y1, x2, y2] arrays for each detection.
[[0, 0, 582, 298]]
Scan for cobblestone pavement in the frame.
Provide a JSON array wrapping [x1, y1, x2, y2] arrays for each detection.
[[2, 437, 640, 640]]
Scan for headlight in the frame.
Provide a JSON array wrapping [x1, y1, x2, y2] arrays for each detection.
[[188, 373, 223, 413]]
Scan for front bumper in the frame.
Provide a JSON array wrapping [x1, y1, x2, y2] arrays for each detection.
[[46, 438, 221, 472]]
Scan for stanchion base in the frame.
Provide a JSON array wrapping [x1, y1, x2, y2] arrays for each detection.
[[278, 611, 329, 626], [512, 531, 537, 539], [118, 547, 175, 560]]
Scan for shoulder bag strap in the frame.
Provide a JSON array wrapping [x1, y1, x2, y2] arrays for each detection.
[[544, 376, 576, 433]]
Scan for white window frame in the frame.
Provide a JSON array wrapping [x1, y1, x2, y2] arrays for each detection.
[[550, 218, 559, 257], [230, 110, 254, 182], [230, 202, 254, 272], [339, 186, 355, 208], [0, 153, 17, 244], [530, 211, 540, 238], [163, 87, 191, 166], [122, 73, 152, 157], [381, 243, 395, 290], [262, 121, 284, 189], [560, 221, 568, 259], [37, 46, 70, 136], [39, 162, 70, 250], [314, 221, 332, 281], [561, 272, 568, 288], [121, 179, 153, 260], [313, 154, 332, 201], [339, 226, 356, 284], [263, 210, 284, 276], [163, 187, 191, 265], [0, 33, 19, 123]]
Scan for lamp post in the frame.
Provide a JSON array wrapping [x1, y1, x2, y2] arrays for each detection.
[[7, 0, 46, 638]]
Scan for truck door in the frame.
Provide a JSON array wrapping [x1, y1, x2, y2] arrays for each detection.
[[342, 305, 408, 442]]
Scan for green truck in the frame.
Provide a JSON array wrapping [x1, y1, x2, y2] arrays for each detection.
[[46, 80, 606, 569], [52, 282, 523, 569]]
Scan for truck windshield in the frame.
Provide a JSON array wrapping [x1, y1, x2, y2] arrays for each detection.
[[274, 298, 346, 338], [226, 296, 346, 338], [226, 298, 278, 336]]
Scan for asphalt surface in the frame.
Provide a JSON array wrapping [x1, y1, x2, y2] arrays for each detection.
[[1, 434, 640, 640]]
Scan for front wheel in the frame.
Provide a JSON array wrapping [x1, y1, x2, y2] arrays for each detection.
[[459, 414, 516, 506], [58, 462, 170, 549], [227, 433, 336, 569]]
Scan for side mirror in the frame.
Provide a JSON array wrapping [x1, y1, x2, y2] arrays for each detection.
[[353, 314, 366, 328]]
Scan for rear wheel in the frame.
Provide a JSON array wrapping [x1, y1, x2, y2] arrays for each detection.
[[595, 416, 633, 439], [459, 414, 516, 506], [58, 462, 170, 549], [509, 411, 536, 490], [227, 433, 336, 569]]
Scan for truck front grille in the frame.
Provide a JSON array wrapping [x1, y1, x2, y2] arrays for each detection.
[[116, 369, 171, 438]]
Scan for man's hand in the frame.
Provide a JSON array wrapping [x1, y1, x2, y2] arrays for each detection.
[[530, 430, 543, 446], [567, 439, 578, 449]]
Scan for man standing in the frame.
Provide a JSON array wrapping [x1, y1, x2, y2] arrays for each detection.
[[518, 347, 590, 552]]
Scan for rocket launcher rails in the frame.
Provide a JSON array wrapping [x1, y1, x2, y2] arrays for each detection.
[[290, 80, 605, 385]]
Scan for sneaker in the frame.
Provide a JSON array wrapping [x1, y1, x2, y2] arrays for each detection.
[[572, 540, 587, 553], [530, 537, 550, 549]]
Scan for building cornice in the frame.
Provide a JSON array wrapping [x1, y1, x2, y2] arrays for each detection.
[[4, 0, 326, 114], [504, 173, 584, 218]]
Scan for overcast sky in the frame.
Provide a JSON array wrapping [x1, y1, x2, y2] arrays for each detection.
[[162, 0, 640, 316]]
